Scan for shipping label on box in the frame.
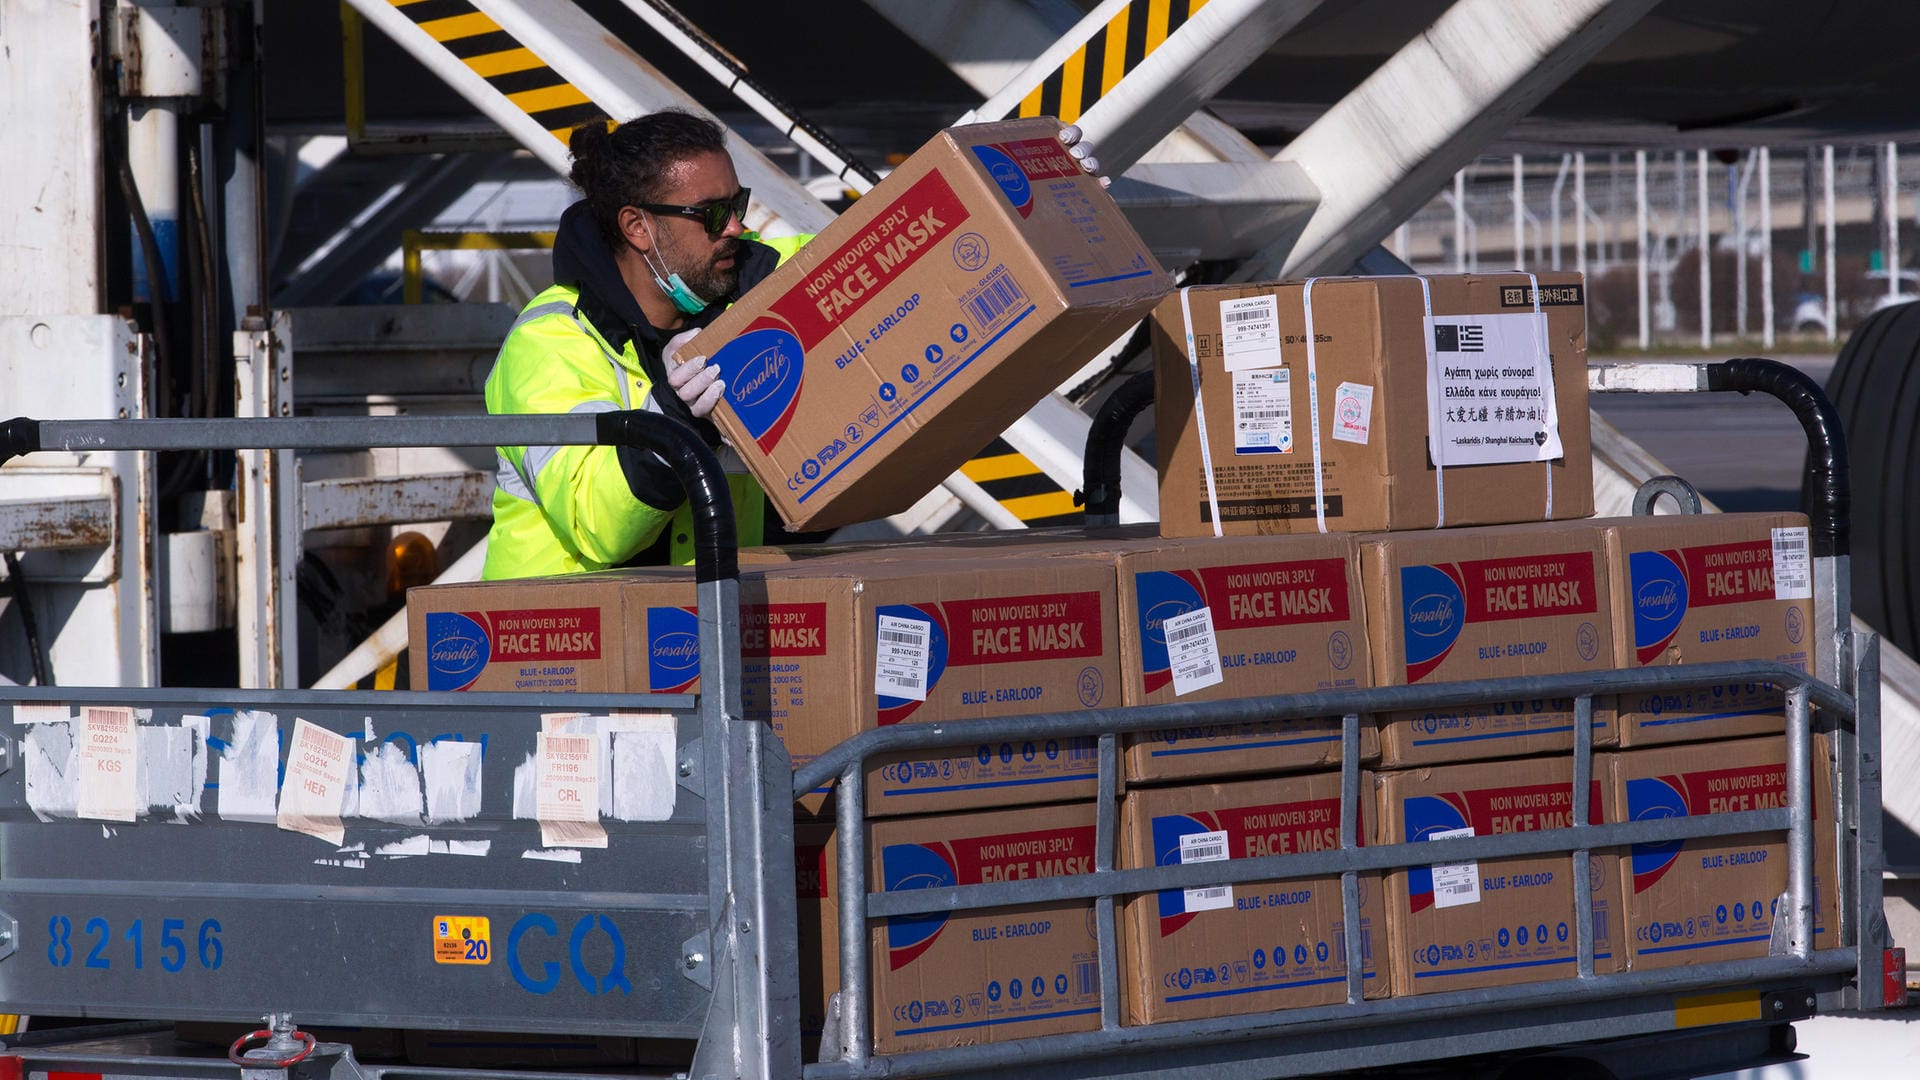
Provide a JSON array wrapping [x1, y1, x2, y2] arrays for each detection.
[[1609, 737, 1835, 970], [1113, 534, 1376, 782], [1153, 273, 1592, 539], [1362, 522, 1615, 766], [698, 118, 1168, 531], [1604, 513, 1814, 745], [1377, 759, 1621, 996], [869, 804, 1100, 1054], [1121, 774, 1382, 1025]]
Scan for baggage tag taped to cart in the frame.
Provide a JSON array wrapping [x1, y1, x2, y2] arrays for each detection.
[[1427, 826, 1481, 909], [278, 718, 353, 845], [77, 705, 139, 822], [536, 731, 607, 848]]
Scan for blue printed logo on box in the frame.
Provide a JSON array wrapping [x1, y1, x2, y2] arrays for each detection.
[[882, 842, 956, 969], [425, 611, 490, 691], [1400, 564, 1466, 682], [969, 145, 1032, 214], [1134, 570, 1205, 695], [646, 605, 702, 693], [1629, 550, 1689, 663], [1624, 776, 1688, 891], [1402, 794, 1471, 912], [709, 326, 805, 453]]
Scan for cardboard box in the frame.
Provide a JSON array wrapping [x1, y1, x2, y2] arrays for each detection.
[[409, 569, 653, 693], [1601, 512, 1815, 745], [864, 803, 1101, 1054], [1376, 758, 1623, 996], [796, 821, 839, 1058], [413, 557, 1121, 817], [696, 117, 1169, 532], [1607, 736, 1836, 970], [1120, 773, 1384, 1024], [1153, 272, 1592, 538], [745, 529, 1376, 783], [1360, 522, 1615, 766]]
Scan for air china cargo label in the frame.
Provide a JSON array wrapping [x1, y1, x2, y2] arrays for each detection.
[[424, 608, 601, 691], [873, 591, 1104, 724], [883, 825, 1096, 966], [1134, 559, 1351, 695], [1424, 311, 1562, 466], [1150, 800, 1350, 934], [1402, 782, 1603, 914], [1399, 553, 1599, 683], [1629, 539, 1791, 663], [643, 603, 829, 693]]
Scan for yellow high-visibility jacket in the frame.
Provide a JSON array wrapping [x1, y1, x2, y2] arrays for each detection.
[[483, 207, 806, 579]]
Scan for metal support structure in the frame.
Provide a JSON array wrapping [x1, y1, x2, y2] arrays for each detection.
[[2, 0, 105, 319], [1453, 170, 1467, 272], [1887, 142, 1902, 304], [1761, 146, 1775, 349], [1698, 148, 1711, 349], [1254, 0, 1662, 280], [965, 0, 1325, 175], [234, 314, 297, 689], [1825, 145, 1838, 341], [1575, 152, 1588, 279], [1637, 150, 1650, 349]]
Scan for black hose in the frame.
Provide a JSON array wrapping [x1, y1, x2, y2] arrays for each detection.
[[0, 418, 40, 469], [5, 553, 51, 687], [595, 410, 738, 583], [1707, 358, 1850, 558], [1077, 370, 1155, 524]]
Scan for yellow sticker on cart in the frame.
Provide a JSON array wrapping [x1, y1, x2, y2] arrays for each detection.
[[433, 916, 492, 965]]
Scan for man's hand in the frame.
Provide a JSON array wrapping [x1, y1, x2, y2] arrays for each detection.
[[1058, 124, 1110, 189], [665, 329, 725, 419]]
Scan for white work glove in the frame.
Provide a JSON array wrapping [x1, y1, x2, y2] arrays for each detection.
[[1058, 124, 1110, 189], [664, 329, 725, 419]]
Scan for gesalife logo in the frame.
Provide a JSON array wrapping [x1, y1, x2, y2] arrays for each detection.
[[1400, 564, 1466, 683], [710, 325, 806, 453], [882, 841, 957, 969], [1151, 812, 1221, 937], [969, 144, 1034, 217], [1624, 776, 1688, 893], [1402, 793, 1472, 913], [645, 606, 702, 693], [875, 603, 951, 725], [425, 611, 490, 691], [1134, 570, 1205, 695], [1629, 550, 1690, 664]]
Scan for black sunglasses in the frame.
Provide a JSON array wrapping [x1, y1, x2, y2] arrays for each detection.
[[636, 188, 752, 236]]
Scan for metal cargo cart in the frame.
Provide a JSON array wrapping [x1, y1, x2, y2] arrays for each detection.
[[0, 357, 1900, 1080]]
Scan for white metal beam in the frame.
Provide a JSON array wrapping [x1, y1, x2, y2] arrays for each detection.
[[1256, 0, 1662, 279], [1, 0, 104, 318]]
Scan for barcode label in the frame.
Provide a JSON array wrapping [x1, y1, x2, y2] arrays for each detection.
[[1075, 961, 1098, 998], [1219, 295, 1282, 371], [874, 614, 930, 701], [1068, 740, 1097, 762], [1772, 526, 1812, 600], [1162, 607, 1224, 697], [964, 269, 1026, 331], [1179, 829, 1233, 912], [1427, 826, 1480, 909], [1231, 367, 1292, 455]]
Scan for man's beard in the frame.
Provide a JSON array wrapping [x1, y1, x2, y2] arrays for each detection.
[[677, 241, 743, 301]]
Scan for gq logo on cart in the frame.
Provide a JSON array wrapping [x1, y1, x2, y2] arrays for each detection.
[[505, 911, 632, 996]]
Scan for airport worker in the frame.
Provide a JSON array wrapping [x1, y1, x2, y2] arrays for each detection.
[[483, 111, 1106, 578]]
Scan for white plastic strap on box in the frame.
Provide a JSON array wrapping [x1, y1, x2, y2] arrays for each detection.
[[1300, 278, 1328, 533], [1526, 271, 1554, 520], [1178, 286, 1225, 537]]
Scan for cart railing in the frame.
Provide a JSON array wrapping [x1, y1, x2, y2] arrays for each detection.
[[795, 649, 1881, 1080]]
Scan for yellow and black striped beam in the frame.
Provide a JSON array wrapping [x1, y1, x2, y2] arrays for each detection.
[[1018, 0, 1212, 124], [353, 654, 408, 691], [386, 0, 608, 143], [963, 439, 1084, 528]]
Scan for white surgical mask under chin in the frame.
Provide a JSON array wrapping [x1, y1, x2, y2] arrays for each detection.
[[641, 217, 710, 316]]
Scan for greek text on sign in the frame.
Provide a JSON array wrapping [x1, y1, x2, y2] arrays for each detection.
[[1424, 312, 1562, 466]]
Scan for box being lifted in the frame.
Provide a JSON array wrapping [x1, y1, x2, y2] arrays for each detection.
[[1152, 272, 1592, 538], [696, 117, 1169, 532]]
